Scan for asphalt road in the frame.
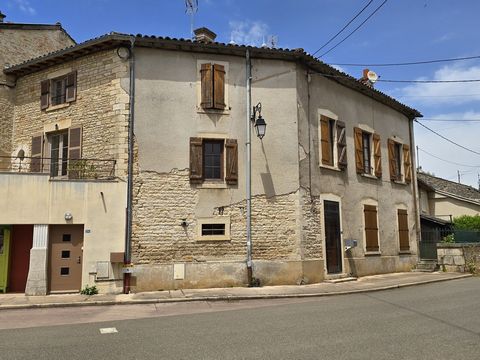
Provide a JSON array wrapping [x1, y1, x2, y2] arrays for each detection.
[[1, 277, 479, 360]]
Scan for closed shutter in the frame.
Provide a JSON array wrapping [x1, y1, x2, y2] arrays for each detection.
[[403, 144, 412, 183], [213, 64, 226, 109], [189, 137, 203, 183], [320, 116, 331, 165], [40, 80, 50, 110], [373, 133, 382, 178], [354, 127, 363, 174], [398, 209, 409, 251], [337, 121, 347, 170], [65, 71, 77, 102], [30, 134, 44, 173], [225, 139, 238, 184], [388, 139, 397, 181], [200, 63, 213, 109], [68, 127, 82, 178], [364, 204, 379, 252]]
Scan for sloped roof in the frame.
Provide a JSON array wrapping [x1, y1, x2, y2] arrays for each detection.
[[0, 21, 76, 44], [3, 32, 421, 119], [417, 172, 480, 204]]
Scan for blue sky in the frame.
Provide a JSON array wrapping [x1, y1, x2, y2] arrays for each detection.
[[3, 0, 480, 188]]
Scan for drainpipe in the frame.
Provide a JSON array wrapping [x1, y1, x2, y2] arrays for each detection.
[[246, 50, 253, 285], [409, 118, 421, 260], [124, 37, 136, 294]]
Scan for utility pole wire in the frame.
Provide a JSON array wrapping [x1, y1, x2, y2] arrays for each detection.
[[310, 71, 480, 83], [418, 147, 480, 168], [328, 54, 480, 67]]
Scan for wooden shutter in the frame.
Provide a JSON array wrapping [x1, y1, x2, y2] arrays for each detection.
[[68, 127, 82, 160], [337, 121, 347, 170], [373, 133, 382, 178], [320, 116, 331, 165], [65, 71, 77, 102], [200, 63, 213, 109], [40, 80, 50, 110], [30, 134, 44, 173], [225, 139, 238, 184], [364, 204, 379, 252], [213, 64, 226, 109], [189, 137, 203, 183], [398, 209, 409, 251], [403, 144, 412, 183], [354, 127, 363, 174], [388, 139, 397, 181]]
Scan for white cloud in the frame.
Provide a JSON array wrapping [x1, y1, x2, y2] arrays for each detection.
[[13, 0, 36, 15], [433, 33, 454, 43], [229, 20, 269, 46]]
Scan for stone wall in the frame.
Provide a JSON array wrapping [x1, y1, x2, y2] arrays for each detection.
[[438, 243, 480, 273], [0, 85, 14, 164]]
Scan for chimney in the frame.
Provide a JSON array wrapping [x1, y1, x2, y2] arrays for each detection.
[[193, 27, 217, 43], [0, 11, 6, 23]]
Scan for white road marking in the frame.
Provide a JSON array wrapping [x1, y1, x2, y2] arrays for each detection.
[[99, 327, 118, 334]]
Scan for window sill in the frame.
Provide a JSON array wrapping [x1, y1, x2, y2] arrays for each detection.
[[399, 250, 411, 255], [45, 102, 71, 112], [198, 181, 228, 189], [195, 236, 231, 242], [319, 164, 342, 172], [393, 180, 407, 185], [197, 107, 230, 116], [360, 173, 379, 180], [365, 251, 381, 256]]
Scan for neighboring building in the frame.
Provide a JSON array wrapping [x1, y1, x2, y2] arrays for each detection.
[[0, 21, 422, 294]]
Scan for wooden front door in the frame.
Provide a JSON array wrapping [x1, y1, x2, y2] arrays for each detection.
[[49, 225, 84, 292], [9, 225, 33, 293], [324, 200, 342, 274]]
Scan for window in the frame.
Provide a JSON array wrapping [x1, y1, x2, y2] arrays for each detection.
[[60, 267, 70, 276], [196, 217, 231, 241], [48, 131, 69, 177], [201, 223, 226, 236], [388, 139, 412, 183], [62, 234, 71, 242], [355, 127, 381, 178], [364, 204, 379, 252], [320, 116, 347, 169], [40, 71, 77, 110], [398, 209, 410, 251], [61, 250, 71, 259], [189, 137, 238, 184], [200, 63, 225, 110]]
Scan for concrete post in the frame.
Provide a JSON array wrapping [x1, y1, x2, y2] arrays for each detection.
[[25, 224, 49, 295]]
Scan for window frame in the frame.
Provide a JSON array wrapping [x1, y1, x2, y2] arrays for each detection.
[[362, 200, 380, 254], [319, 113, 346, 171], [361, 131, 373, 175], [195, 217, 231, 241], [202, 139, 224, 181]]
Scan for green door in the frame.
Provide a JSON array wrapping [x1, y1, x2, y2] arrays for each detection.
[[0, 227, 11, 293]]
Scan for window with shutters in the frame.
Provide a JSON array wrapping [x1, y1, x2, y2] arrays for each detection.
[[354, 127, 382, 178], [397, 208, 410, 252], [319, 115, 347, 170], [363, 203, 380, 253], [388, 139, 412, 183], [199, 62, 227, 111], [40, 71, 77, 110]]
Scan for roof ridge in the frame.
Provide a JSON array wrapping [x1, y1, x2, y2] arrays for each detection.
[[418, 171, 480, 193]]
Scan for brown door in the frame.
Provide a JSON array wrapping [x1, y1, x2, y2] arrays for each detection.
[[49, 225, 84, 292], [9, 225, 34, 293], [324, 200, 342, 274]]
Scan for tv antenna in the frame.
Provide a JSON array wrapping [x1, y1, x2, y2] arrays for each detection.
[[268, 35, 278, 48], [185, 0, 198, 39]]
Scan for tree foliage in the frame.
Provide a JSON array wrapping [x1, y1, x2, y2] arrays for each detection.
[[453, 215, 480, 231]]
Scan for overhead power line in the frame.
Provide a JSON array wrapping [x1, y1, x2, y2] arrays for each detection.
[[328, 55, 480, 67], [418, 147, 480, 168], [311, 0, 374, 57], [414, 120, 480, 156], [420, 118, 480, 122], [398, 93, 480, 98], [319, 0, 389, 58]]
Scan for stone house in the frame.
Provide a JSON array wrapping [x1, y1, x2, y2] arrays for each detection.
[[0, 21, 422, 294]]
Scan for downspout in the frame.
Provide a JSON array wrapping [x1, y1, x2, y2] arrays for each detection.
[[246, 50, 253, 285], [409, 118, 421, 261], [124, 37, 136, 294]]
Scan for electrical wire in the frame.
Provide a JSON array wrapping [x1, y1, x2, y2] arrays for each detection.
[[418, 147, 480, 168], [398, 93, 480, 98], [414, 120, 480, 156], [310, 71, 480, 83], [319, 0, 389, 58], [328, 55, 480, 67], [420, 118, 480, 122], [311, 0, 374, 57]]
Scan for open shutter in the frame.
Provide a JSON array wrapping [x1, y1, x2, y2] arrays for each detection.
[[200, 63, 213, 109], [354, 127, 363, 174], [68, 126, 82, 178], [189, 137, 203, 183], [320, 116, 331, 165], [398, 209, 410, 251], [40, 80, 50, 110], [364, 205, 379, 252], [30, 134, 44, 173], [373, 133, 382, 178], [336, 121, 347, 170], [388, 139, 396, 181], [225, 139, 238, 185], [403, 144, 412, 183], [213, 64, 226, 109], [65, 71, 77, 102]]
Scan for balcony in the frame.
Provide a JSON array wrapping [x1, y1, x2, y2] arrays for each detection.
[[0, 155, 116, 180]]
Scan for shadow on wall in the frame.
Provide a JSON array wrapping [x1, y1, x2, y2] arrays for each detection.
[[345, 249, 358, 277], [260, 141, 276, 200]]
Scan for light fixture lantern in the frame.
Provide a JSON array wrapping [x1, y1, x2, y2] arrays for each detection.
[[254, 115, 267, 139]]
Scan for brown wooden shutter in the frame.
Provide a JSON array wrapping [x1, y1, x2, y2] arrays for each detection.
[[388, 139, 396, 181], [320, 116, 331, 165], [189, 137, 203, 183], [65, 71, 77, 102], [225, 139, 238, 184], [354, 127, 363, 174], [337, 121, 347, 170], [40, 80, 50, 110], [403, 144, 412, 183], [364, 204, 379, 252], [200, 63, 213, 109], [398, 209, 410, 251], [68, 126, 82, 160], [30, 134, 44, 172], [373, 133, 382, 178], [213, 64, 226, 109]]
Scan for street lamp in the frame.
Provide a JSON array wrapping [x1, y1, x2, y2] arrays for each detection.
[[251, 102, 267, 139]]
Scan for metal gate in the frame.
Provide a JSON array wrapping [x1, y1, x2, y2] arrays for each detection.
[[419, 228, 451, 260]]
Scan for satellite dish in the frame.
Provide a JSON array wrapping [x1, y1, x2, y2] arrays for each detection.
[[367, 70, 378, 83]]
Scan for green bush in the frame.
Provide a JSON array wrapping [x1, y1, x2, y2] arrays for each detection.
[[442, 234, 455, 243], [454, 215, 480, 231], [80, 285, 98, 295]]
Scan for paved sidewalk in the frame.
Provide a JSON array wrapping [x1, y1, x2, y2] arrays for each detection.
[[0, 272, 473, 310]]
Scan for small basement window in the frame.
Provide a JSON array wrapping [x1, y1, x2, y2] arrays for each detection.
[[201, 223, 226, 236], [196, 217, 231, 241]]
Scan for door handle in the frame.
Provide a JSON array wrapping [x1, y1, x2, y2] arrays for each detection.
[[77, 256, 81, 264]]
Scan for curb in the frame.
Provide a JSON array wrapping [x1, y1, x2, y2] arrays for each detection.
[[0, 273, 473, 311]]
